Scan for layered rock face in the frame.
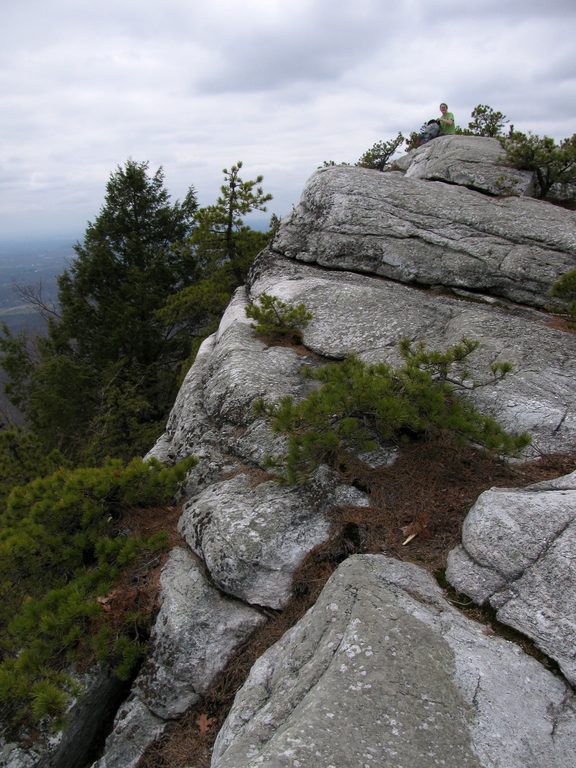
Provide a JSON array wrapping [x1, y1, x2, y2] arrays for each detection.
[[89, 136, 575, 768], [7, 136, 573, 768], [446, 471, 576, 686]]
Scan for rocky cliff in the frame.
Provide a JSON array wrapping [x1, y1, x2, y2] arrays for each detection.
[[5, 135, 576, 768]]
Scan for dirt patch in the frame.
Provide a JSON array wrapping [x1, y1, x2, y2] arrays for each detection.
[[544, 314, 576, 333], [137, 440, 575, 768]]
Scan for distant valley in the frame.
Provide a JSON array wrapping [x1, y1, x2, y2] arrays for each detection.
[[0, 237, 75, 423], [0, 236, 75, 333]]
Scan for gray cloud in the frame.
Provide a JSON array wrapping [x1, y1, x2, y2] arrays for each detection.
[[0, 0, 575, 239]]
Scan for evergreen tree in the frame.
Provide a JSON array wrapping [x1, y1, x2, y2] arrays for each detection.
[[550, 268, 576, 324], [0, 160, 199, 461], [502, 131, 576, 199], [255, 338, 530, 484], [357, 133, 405, 171], [158, 163, 273, 367], [58, 159, 198, 370], [194, 161, 272, 280], [466, 104, 509, 137]]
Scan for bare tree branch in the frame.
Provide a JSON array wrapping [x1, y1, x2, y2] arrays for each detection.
[[12, 281, 61, 322]]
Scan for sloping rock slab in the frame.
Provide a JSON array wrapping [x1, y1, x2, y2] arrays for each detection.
[[136, 547, 266, 719], [179, 469, 368, 609], [89, 698, 165, 768], [91, 548, 265, 768], [212, 555, 576, 768], [446, 470, 576, 685], [249, 252, 576, 455], [391, 135, 535, 196], [147, 286, 317, 473], [273, 164, 576, 307]]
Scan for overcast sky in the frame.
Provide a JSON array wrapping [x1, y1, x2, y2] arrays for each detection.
[[1, 0, 575, 242]]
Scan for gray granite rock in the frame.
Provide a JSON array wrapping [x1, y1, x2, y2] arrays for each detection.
[[136, 547, 266, 718], [147, 286, 317, 477], [0, 745, 39, 768], [179, 468, 368, 609], [274, 163, 576, 307], [391, 134, 535, 197], [91, 547, 266, 768], [249, 252, 576, 456], [89, 698, 165, 768], [446, 470, 576, 685], [212, 555, 576, 768]]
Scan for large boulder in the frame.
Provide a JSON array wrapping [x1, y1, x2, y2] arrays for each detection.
[[391, 134, 535, 197], [179, 468, 368, 609], [446, 470, 576, 686], [136, 547, 266, 718], [273, 163, 576, 307], [212, 555, 576, 768], [88, 144, 576, 768], [147, 286, 316, 473], [248, 251, 576, 456]]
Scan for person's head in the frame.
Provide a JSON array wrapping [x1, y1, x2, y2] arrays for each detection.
[[440, 103, 448, 113]]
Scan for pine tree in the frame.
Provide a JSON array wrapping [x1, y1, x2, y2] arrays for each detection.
[[193, 161, 272, 280], [502, 131, 576, 199], [357, 133, 405, 171], [467, 104, 509, 137], [158, 163, 273, 364], [0, 161, 199, 461]]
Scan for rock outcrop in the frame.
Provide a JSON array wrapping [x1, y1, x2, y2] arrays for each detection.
[[6, 136, 574, 768], [276, 151, 575, 309], [88, 135, 575, 768], [446, 470, 576, 686], [212, 555, 576, 768], [390, 134, 536, 196]]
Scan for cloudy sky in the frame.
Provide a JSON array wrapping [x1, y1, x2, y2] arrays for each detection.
[[1, 0, 575, 241]]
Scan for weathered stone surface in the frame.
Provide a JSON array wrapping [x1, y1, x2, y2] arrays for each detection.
[[212, 555, 576, 768], [446, 470, 576, 685], [91, 548, 266, 768], [249, 251, 576, 456], [136, 547, 266, 718], [146, 330, 217, 465], [179, 468, 368, 609], [90, 698, 165, 768], [273, 163, 576, 307], [391, 134, 535, 197], [147, 286, 316, 476], [0, 745, 39, 768]]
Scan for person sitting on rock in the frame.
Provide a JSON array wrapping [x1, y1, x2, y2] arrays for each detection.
[[438, 102, 456, 134]]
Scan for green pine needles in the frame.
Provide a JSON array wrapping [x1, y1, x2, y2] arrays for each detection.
[[0, 454, 195, 733], [550, 268, 576, 326], [255, 338, 530, 484], [245, 293, 313, 342]]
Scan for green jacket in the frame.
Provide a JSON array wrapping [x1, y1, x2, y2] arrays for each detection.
[[440, 111, 456, 134]]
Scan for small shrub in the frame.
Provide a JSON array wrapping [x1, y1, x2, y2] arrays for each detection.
[[467, 104, 509, 137], [0, 454, 196, 733], [245, 293, 313, 342], [256, 339, 530, 484], [357, 133, 405, 171], [501, 131, 576, 200], [550, 268, 576, 326]]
